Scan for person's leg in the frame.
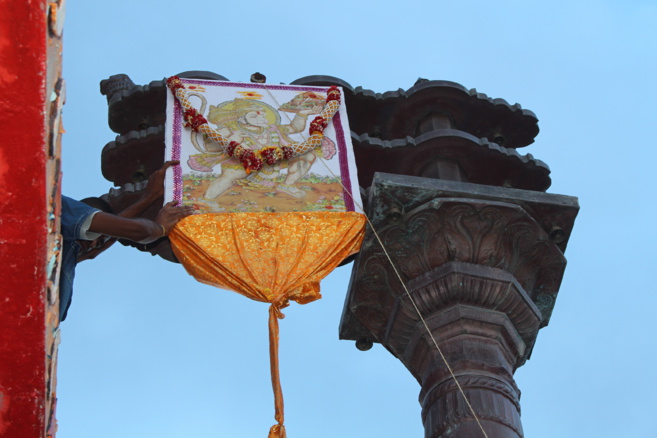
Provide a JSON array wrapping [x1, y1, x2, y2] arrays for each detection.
[[205, 167, 247, 199], [277, 153, 316, 198]]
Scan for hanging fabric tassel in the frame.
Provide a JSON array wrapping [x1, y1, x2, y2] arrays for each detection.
[[268, 299, 288, 438]]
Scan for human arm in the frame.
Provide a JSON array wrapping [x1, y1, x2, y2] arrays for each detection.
[[204, 127, 237, 152], [115, 160, 178, 218], [284, 104, 323, 134], [88, 201, 194, 245], [76, 161, 184, 261]]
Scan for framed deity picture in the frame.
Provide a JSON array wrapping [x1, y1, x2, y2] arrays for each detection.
[[164, 78, 363, 214]]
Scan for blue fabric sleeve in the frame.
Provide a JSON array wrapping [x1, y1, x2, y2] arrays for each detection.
[[61, 195, 100, 241]]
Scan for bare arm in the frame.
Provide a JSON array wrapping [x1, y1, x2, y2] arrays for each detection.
[[116, 160, 177, 218], [287, 104, 324, 134], [88, 201, 194, 244], [204, 127, 236, 152], [89, 214, 161, 244], [78, 161, 193, 261]]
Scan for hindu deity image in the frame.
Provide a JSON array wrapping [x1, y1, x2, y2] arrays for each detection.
[[185, 91, 337, 203]]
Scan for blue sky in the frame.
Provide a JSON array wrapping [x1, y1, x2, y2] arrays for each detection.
[[58, 1, 657, 437]]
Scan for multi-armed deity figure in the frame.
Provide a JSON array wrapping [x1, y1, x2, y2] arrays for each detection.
[[186, 91, 336, 200]]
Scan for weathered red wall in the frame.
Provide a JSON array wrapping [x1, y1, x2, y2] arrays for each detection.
[[0, 0, 63, 436]]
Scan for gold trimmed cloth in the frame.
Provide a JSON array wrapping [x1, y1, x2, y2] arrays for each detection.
[[169, 211, 366, 437]]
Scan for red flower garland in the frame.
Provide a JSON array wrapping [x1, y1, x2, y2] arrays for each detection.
[[226, 141, 240, 156], [167, 76, 185, 92], [239, 149, 263, 174], [281, 146, 295, 160], [167, 76, 341, 172], [309, 116, 328, 135], [326, 85, 341, 103], [183, 108, 208, 132], [260, 147, 281, 165]]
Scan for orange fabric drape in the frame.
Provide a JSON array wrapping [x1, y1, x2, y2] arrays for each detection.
[[169, 211, 366, 437]]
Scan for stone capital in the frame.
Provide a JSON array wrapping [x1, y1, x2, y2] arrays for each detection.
[[341, 174, 579, 349]]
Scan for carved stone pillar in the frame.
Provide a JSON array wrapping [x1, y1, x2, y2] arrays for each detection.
[[409, 265, 537, 438], [340, 175, 578, 438]]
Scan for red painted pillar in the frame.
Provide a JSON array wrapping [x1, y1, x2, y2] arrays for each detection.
[[0, 0, 64, 437]]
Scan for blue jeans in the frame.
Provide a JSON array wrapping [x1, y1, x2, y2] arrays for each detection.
[[59, 196, 99, 321]]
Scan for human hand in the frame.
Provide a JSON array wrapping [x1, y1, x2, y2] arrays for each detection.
[[77, 236, 117, 262], [154, 200, 195, 236], [144, 160, 179, 201], [297, 104, 324, 116]]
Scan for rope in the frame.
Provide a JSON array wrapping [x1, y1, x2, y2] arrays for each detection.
[[261, 85, 490, 438]]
